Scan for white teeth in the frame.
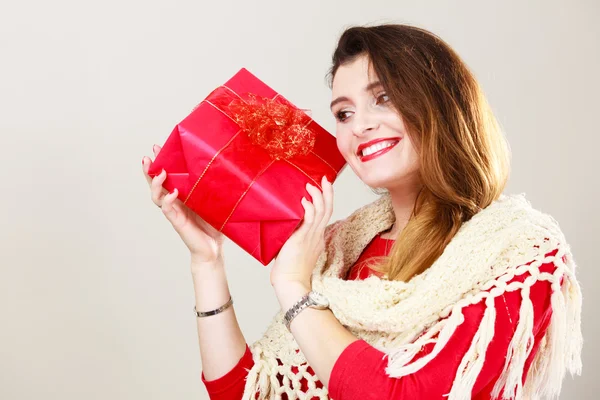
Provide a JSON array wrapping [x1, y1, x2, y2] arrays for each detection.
[[361, 140, 398, 157]]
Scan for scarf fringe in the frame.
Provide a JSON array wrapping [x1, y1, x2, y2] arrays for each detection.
[[243, 346, 331, 400], [384, 248, 583, 400], [448, 296, 497, 400], [521, 249, 583, 400], [384, 321, 444, 373], [242, 349, 272, 400], [491, 284, 535, 399], [386, 314, 461, 377]]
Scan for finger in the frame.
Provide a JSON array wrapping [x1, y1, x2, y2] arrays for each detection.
[[294, 197, 314, 239], [171, 200, 185, 216], [161, 188, 179, 218], [151, 169, 168, 205], [316, 176, 334, 234], [142, 144, 162, 185], [305, 182, 325, 238], [142, 157, 153, 185]]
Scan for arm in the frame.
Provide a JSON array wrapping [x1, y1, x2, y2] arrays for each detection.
[[277, 256, 556, 399], [142, 148, 250, 387], [274, 283, 359, 388], [191, 256, 248, 382], [201, 343, 254, 400]]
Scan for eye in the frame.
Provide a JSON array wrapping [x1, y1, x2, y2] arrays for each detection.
[[335, 110, 352, 122], [376, 92, 390, 105]]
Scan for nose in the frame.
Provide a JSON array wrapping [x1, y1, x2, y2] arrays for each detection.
[[351, 109, 379, 137]]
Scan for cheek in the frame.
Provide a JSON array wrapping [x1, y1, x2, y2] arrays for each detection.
[[336, 132, 354, 159], [402, 138, 420, 170]]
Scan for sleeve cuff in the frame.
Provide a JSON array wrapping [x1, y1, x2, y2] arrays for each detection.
[[201, 344, 254, 395]]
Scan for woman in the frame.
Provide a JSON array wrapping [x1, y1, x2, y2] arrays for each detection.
[[141, 24, 582, 399]]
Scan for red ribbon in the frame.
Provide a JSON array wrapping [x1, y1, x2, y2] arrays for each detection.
[[226, 93, 317, 160]]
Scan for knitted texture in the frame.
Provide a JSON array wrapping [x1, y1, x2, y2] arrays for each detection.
[[242, 193, 582, 400]]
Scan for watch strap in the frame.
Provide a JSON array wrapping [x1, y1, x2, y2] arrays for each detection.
[[284, 293, 312, 330]]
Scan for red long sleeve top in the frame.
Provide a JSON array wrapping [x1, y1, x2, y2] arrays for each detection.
[[201, 234, 557, 399]]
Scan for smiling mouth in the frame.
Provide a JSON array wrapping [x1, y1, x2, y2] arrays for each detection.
[[358, 139, 401, 162]]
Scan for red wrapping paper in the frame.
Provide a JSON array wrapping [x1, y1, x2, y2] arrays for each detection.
[[148, 68, 346, 265]]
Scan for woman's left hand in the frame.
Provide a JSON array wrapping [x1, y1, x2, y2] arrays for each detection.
[[270, 175, 334, 290]]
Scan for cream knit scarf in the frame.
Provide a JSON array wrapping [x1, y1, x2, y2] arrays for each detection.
[[242, 193, 583, 400]]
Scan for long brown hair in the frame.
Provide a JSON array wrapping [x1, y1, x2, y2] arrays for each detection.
[[327, 24, 511, 282]]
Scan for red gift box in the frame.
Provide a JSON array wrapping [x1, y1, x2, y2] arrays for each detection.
[[148, 68, 346, 265]]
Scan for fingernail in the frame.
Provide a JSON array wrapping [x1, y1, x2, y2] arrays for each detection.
[[153, 144, 158, 151], [161, 169, 166, 175], [142, 157, 146, 165]]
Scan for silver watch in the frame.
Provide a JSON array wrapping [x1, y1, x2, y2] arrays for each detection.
[[284, 291, 329, 330]]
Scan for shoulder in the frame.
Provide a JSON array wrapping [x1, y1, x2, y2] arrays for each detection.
[[480, 194, 568, 246], [459, 194, 575, 280]]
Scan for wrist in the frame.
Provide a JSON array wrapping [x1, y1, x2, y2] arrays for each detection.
[[273, 279, 311, 294], [274, 281, 312, 311], [190, 268, 232, 312], [190, 258, 230, 301], [190, 255, 224, 274]]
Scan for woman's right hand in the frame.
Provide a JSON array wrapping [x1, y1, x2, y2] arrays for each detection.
[[142, 144, 225, 264]]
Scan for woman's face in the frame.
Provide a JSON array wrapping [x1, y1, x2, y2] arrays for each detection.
[[331, 55, 420, 190]]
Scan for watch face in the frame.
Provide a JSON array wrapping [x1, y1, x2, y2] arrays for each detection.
[[308, 291, 329, 309]]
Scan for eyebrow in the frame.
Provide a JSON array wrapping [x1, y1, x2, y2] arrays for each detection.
[[330, 81, 384, 110]]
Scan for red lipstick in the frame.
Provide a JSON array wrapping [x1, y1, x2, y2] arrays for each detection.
[[357, 137, 401, 162]]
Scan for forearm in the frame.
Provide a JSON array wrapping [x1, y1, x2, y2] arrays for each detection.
[[275, 282, 358, 388], [191, 256, 247, 381]]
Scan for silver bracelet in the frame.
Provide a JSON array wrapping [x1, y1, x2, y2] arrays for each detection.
[[194, 296, 233, 318]]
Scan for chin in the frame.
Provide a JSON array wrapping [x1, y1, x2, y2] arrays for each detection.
[[360, 175, 398, 190], [359, 169, 419, 192]]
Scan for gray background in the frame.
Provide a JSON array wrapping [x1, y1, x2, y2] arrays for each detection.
[[1, 0, 598, 399]]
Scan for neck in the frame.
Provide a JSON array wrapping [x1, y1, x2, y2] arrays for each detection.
[[380, 182, 422, 240]]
